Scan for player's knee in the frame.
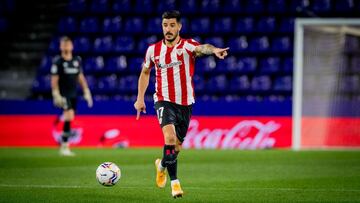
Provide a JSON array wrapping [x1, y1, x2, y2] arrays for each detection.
[[164, 133, 176, 145], [63, 110, 75, 121], [175, 144, 181, 153]]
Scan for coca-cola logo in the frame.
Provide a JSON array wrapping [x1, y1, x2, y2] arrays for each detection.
[[183, 119, 281, 149]]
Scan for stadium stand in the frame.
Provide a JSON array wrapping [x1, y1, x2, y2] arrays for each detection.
[[1, 0, 359, 103]]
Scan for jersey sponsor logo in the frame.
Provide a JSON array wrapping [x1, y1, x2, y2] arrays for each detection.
[[158, 61, 182, 69], [64, 67, 79, 74]]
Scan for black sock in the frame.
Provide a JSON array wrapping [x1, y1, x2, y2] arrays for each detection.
[[62, 121, 71, 143], [161, 145, 178, 181]]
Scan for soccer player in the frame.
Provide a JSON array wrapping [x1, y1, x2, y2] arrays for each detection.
[[51, 36, 93, 156], [134, 11, 228, 198]]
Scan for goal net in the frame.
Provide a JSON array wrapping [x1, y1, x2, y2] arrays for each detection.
[[293, 18, 360, 150]]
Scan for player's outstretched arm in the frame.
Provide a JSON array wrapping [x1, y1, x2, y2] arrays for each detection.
[[51, 75, 64, 108], [194, 44, 229, 59], [78, 73, 93, 108], [134, 65, 151, 120]]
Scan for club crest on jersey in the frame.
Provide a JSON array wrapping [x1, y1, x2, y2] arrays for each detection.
[[73, 61, 79, 67]]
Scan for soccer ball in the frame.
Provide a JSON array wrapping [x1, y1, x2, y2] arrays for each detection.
[[96, 162, 121, 186]]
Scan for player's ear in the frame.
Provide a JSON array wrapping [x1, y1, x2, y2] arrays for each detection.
[[178, 22, 182, 31]]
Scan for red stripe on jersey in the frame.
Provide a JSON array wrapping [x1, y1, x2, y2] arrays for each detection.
[[165, 47, 175, 102], [154, 42, 163, 101], [177, 40, 188, 105], [185, 49, 195, 76]]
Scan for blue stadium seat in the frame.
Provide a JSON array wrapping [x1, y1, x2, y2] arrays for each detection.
[[273, 76, 292, 91], [251, 75, 271, 91], [260, 57, 281, 73], [128, 57, 143, 72], [138, 35, 158, 53], [236, 18, 254, 33], [68, 0, 87, 13], [96, 75, 118, 93], [283, 58, 293, 73], [207, 75, 228, 92], [204, 37, 224, 48], [201, 0, 220, 13], [48, 37, 60, 53], [58, 17, 77, 33], [93, 36, 113, 53], [124, 17, 143, 34], [257, 17, 276, 33], [213, 18, 232, 33], [249, 36, 270, 52], [230, 76, 250, 91], [216, 56, 237, 72], [246, 0, 264, 13], [112, 0, 131, 13], [279, 18, 294, 33], [196, 57, 217, 72], [114, 36, 135, 53], [90, 0, 109, 13], [290, 0, 310, 13], [239, 57, 257, 73], [103, 16, 122, 33], [191, 18, 210, 34], [157, 0, 176, 13], [106, 56, 128, 73], [147, 18, 162, 34], [228, 36, 248, 53], [32, 75, 51, 92], [85, 76, 96, 89], [80, 17, 99, 33], [38, 56, 52, 74], [134, 0, 153, 14], [268, 0, 287, 13], [311, 0, 331, 13], [180, 0, 197, 14], [335, 0, 354, 12], [192, 75, 206, 92], [73, 37, 91, 53], [272, 37, 292, 52], [84, 56, 105, 73], [223, 0, 242, 13], [119, 75, 138, 92]]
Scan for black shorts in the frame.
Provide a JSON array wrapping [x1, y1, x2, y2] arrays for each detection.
[[154, 101, 193, 143], [63, 97, 77, 111]]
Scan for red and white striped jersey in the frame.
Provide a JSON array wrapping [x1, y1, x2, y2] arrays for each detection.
[[143, 38, 200, 106]]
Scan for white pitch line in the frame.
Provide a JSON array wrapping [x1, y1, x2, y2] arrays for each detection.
[[0, 184, 359, 193]]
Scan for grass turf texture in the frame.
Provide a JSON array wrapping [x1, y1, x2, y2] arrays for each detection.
[[0, 148, 359, 203]]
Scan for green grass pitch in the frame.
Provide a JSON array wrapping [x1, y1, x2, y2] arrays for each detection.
[[0, 148, 359, 202]]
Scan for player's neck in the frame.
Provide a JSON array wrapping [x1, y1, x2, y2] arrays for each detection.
[[61, 53, 73, 61], [164, 36, 181, 48]]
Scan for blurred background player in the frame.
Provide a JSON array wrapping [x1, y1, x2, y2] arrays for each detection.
[[134, 10, 228, 198], [51, 36, 93, 156]]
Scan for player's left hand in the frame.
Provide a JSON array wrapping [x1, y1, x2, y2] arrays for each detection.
[[83, 88, 93, 108], [214, 47, 229, 59]]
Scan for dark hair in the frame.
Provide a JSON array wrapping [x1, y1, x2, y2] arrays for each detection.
[[60, 36, 72, 43], [162, 10, 181, 22]]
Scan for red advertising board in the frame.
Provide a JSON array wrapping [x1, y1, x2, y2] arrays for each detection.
[[302, 117, 360, 148], [0, 115, 292, 149]]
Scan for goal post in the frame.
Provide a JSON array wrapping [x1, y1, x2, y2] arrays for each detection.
[[293, 18, 360, 150]]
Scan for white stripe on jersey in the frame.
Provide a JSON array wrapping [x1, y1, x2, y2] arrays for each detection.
[[159, 42, 169, 101]]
